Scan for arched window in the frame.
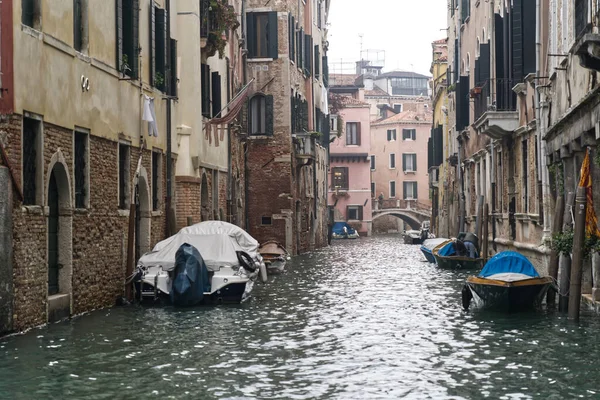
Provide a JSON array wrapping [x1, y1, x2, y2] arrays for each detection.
[[249, 94, 266, 135]]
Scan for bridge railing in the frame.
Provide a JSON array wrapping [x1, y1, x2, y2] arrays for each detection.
[[372, 198, 432, 213]]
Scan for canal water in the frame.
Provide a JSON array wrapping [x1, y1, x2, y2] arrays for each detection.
[[2, 235, 600, 399]]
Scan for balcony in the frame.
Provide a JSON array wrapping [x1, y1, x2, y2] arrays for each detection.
[[573, 0, 600, 71], [472, 79, 519, 140], [294, 132, 317, 163]]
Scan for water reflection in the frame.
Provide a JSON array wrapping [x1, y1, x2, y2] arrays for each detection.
[[1, 235, 600, 399]]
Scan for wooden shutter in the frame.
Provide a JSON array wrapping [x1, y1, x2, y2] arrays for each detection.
[[479, 43, 490, 83], [246, 14, 256, 57], [74, 0, 82, 51], [413, 154, 417, 171], [314, 46, 320, 78], [343, 167, 349, 189], [149, 3, 156, 85], [169, 39, 178, 97], [356, 122, 361, 145], [414, 183, 418, 200], [116, 0, 123, 72], [412, 129, 416, 140], [132, 0, 140, 79], [268, 12, 279, 59], [346, 123, 351, 144], [304, 35, 313, 75], [402, 154, 406, 171], [211, 72, 222, 118], [289, 14, 295, 61], [522, 0, 536, 76], [358, 206, 363, 221], [266, 95, 274, 135], [322, 56, 329, 87], [156, 8, 167, 89], [403, 182, 408, 200], [201, 64, 211, 117], [495, 14, 505, 80], [511, 0, 523, 81], [299, 28, 304, 69]]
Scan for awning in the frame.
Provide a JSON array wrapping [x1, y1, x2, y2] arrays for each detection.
[[205, 78, 255, 146]]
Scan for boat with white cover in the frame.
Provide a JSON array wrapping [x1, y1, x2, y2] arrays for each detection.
[[134, 221, 266, 305]]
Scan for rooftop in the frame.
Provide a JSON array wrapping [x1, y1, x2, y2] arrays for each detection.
[[329, 74, 361, 87], [373, 110, 433, 125], [377, 71, 431, 80]]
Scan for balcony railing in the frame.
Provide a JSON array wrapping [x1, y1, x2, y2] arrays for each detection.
[[473, 79, 518, 122], [372, 198, 431, 212], [295, 132, 316, 159]]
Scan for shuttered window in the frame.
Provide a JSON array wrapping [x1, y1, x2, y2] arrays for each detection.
[[403, 182, 418, 200], [211, 72, 222, 118], [314, 46, 320, 78], [73, 0, 85, 52], [370, 155, 376, 170], [347, 206, 363, 221], [289, 14, 295, 61], [304, 35, 313, 76], [116, 0, 139, 79], [249, 94, 274, 135], [402, 129, 416, 140], [403, 153, 417, 172], [297, 27, 304, 67], [387, 129, 397, 141], [390, 181, 396, 198], [155, 7, 167, 91], [168, 39, 178, 97], [346, 122, 360, 145], [22, 117, 41, 205], [389, 153, 396, 169], [322, 56, 329, 87], [247, 12, 278, 59], [201, 64, 211, 118]]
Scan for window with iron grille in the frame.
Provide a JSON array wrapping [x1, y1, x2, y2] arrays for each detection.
[[332, 167, 349, 190], [74, 131, 88, 208], [371, 182, 375, 197], [152, 151, 162, 211], [118, 143, 130, 210], [22, 117, 41, 205]]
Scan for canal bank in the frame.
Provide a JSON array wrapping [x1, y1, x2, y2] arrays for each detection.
[[1, 236, 600, 399]]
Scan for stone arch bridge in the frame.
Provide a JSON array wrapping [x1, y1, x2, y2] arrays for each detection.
[[372, 199, 432, 230]]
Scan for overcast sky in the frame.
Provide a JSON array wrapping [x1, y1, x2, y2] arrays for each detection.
[[327, 0, 448, 77]]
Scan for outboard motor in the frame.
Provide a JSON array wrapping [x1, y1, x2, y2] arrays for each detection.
[[170, 243, 210, 307]]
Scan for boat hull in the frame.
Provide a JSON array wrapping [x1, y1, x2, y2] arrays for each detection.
[[265, 259, 286, 273], [136, 281, 249, 305], [434, 254, 483, 270], [420, 247, 436, 263], [404, 235, 424, 245], [466, 276, 553, 312]]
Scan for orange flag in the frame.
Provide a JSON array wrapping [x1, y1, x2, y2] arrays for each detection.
[[578, 148, 600, 238]]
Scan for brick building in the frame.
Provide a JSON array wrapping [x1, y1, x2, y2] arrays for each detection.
[[244, 0, 331, 254]]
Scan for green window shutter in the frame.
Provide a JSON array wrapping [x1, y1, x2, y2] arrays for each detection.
[[149, 3, 155, 85], [266, 95, 274, 135], [314, 45, 320, 78], [358, 206, 363, 221], [402, 154, 406, 171], [289, 14, 295, 60], [246, 13, 256, 57], [415, 183, 418, 200], [201, 64, 211, 117], [356, 122, 361, 146], [211, 72, 222, 118], [299, 28, 304, 68], [169, 39, 178, 97], [413, 154, 417, 171], [74, 0, 83, 51], [268, 12, 279, 59], [403, 182, 408, 199], [156, 7, 167, 90], [322, 55, 329, 87], [132, 0, 140, 79], [116, 0, 123, 72]]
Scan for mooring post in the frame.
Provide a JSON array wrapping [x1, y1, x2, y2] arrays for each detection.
[[482, 203, 489, 260], [568, 187, 587, 320], [547, 194, 564, 306]]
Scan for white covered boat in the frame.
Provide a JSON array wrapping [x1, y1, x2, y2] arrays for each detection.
[[134, 221, 266, 305]]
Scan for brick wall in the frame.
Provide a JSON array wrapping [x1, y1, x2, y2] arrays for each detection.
[[175, 176, 201, 230]]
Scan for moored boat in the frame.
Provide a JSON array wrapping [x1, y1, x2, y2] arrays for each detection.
[[134, 221, 266, 305], [332, 222, 360, 239], [258, 240, 290, 273], [420, 238, 448, 263], [462, 251, 554, 312], [432, 239, 484, 270]]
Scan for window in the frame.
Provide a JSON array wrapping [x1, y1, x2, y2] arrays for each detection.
[[247, 12, 279, 59], [73, 0, 88, 53], [387, 129, 397, 141], [403, 181, 418, 200], [522, 139, 528, 213], [370, 155, 376, 170], [393, 104, 402, 113], [390, 181, 396, 198], [389, 153, 396, 169], [304, 34, 313, 76], [288, 14, 295, 61], [332, 167, 349, 190], [317, 0, 323, 29], [211, 72, 222, 118], [116, 0, 140, 79], [249, 94, 274, 135], [403, 153, 417, 172], [22, 116, 43, 205], [201, 64, 211, 118], [261, 216, 272, 225], [371, 182, 375, 197], [74, 130, 89, 209], [347, 205, 363, 221], [150, 5, 168, 91], [152, 151, 162, 211], [402, 129, 416, 141], [346, 122, 361, 145], [22, 0, 41, 29], [330, 115, 338, 132], [118, 143, 131, 210], [314, 45, 321, 78]]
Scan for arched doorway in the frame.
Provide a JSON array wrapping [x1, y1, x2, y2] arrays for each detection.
[[46, 153, 73, 323], [135, 167, 151, 260], [201, 173, 210, 221]]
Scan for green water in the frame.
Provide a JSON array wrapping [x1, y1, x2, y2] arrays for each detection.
[[1, 236, 600, 399]]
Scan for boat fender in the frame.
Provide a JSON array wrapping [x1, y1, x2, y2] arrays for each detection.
[[236, 251, 257, 273], [259, 262, 268, 283], [461, 285, 473, 310]]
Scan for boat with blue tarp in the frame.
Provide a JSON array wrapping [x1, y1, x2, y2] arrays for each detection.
[[462, 251, 554, 312], [420, 238, 448, 263], [332, 222, 360, 239], [431, 236, 483, 270]]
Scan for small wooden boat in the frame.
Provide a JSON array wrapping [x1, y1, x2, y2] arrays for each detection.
[[432, 240, 484, 270], [420, 238, 448, 263], [462, 251, 554, 312], [258, 240, 289, 273]]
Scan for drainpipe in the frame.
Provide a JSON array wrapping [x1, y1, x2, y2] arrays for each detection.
[[456, 1, 465, 235], [242, 0, 250, 230]]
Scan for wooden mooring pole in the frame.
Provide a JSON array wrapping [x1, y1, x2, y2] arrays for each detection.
[[547, 194, 565, 306], [568, 187, 587, 320]]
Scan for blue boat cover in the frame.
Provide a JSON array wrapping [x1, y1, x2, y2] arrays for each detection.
[[437, 241, 456, 257], [479, 251, 539, 278], [170, 243, 211, 306], [332, 222, 357, 235]]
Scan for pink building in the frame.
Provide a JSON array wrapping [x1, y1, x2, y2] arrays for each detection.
[[370, 111, 432, 217], [328, 95, 373, 236]]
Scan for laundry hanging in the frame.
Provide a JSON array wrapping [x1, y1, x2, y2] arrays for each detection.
[[143, 95, 159, 137]]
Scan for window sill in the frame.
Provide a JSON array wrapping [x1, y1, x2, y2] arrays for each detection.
[[248, 134, 273, 140], [389, 167, 396, 170], [21, 205, 44, 215], [404, 170, 416, 174], [74, 208, 90, 214], [152, 211, 163, 217], [346, 144, 359, 147], [118, 209, 130, 217], [248, 58, 275, 62]]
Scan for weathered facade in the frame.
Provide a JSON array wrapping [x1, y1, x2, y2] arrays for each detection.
[[244, 0, 331, 254]]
